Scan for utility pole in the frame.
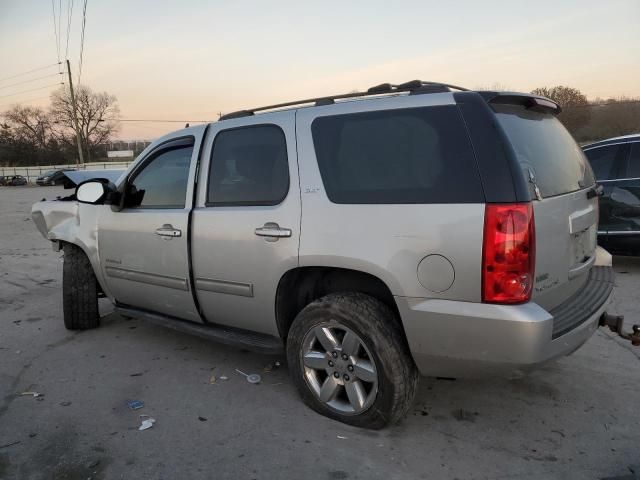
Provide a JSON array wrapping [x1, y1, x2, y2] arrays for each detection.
[[66, 60, 84, 166]]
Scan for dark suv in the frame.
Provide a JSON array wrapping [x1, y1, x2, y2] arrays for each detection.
[[583, 134, 640, 255]]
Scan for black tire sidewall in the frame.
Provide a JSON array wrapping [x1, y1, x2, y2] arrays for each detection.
[[62, 244, 100, 330], [287, 293, 417, 429]]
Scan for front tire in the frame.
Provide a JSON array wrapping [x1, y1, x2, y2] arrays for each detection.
[[62, 244, 99, 330], [286, 292, 419, 429]]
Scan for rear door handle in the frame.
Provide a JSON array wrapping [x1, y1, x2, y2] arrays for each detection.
[[255, 222, 292, 239], [155, 224, 182, 238]]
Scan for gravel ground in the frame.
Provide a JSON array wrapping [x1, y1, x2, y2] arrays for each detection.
[[1, 186, 639, 480]]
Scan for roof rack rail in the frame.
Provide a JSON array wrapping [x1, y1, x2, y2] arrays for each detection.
[[219, 80, 468, 120]]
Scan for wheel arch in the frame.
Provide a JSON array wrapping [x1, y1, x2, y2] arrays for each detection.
[[275, 266, 405, 341]]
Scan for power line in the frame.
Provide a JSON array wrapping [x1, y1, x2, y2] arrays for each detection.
[[0, 95, 52, 108], [65, 0, 74, 60], [58, 0, 63, 62], [0, 73, 64, 91], [51, 0, 60, 64], [0, 63, 62, 83], [563, 100, 640, 109], [0, 83, 64, 100], [78, 0, 88, 85]]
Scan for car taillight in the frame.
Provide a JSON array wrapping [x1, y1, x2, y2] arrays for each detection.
[[482, 203, 535, 304]]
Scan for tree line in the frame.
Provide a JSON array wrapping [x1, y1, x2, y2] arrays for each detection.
[[531, 86, 640, 144], [0, 85, 120, 167], [1, 84, 639, 167]]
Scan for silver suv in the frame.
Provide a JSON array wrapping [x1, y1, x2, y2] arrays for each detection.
[[32, 81, 614, 428]]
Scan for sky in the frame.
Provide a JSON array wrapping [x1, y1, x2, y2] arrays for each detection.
[[1, 0, 639, 140]]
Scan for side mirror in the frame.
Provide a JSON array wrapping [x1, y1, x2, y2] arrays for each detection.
[[76, 181, 108, 204]]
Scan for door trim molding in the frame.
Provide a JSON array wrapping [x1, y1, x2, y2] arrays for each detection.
[[195, 277, 254, 297], [604, 230, 640, 236], [105, 266, 188, 291]]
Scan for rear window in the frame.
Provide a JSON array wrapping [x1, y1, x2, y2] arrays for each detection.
[[311, 106, 483, 204], [493, 104, 595, 198]]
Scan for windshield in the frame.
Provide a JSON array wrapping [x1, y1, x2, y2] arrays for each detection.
[[494, 104, 595, 198]]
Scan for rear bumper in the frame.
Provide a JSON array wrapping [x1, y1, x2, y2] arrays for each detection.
[[397, 266, 614, 378]]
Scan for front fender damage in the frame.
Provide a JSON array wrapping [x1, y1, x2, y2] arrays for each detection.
[[31, 199, 111, 299]]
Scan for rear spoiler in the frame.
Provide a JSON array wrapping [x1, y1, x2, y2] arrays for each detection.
[[478, 92, 562, 115]]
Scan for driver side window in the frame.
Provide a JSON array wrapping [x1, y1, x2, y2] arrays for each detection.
[[126, 140, 194, 209]]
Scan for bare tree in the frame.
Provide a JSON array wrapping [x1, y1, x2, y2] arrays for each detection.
[[531, 85, 591, 134], [3, 105, 52, 150], [49, 85, 120, 162]]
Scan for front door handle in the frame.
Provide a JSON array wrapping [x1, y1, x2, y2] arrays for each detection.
[[155, 224, 182, 238], [255, 222, 292, 239]]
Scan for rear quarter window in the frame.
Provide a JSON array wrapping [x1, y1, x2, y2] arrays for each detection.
[[493, 104, 595, 198], [311, 105, 483, 204]]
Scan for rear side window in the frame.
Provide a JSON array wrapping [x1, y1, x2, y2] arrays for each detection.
[[493, 104, 595, 198], [311, 106, 483, 204], [626, 143, 640, 178], [584, 145, 622, 180], [207, 125, 289, 206]]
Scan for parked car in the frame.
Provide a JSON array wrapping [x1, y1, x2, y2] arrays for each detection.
[[32, 81, 614, 428], [0, 176, 7, 186], [3, 175, 28, 186], [36, 168, 74, 186], [583, 134, 640, 256]]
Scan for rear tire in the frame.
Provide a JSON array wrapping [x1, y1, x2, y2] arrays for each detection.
[[286, 292, 419, 429], [62, 244, 100, 330]]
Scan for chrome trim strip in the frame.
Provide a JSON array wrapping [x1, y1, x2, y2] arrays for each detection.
[[605, 230, 640, 236], [105, 266, 188, 290], [598, 177, 640, 183], [583, 140, 640, 151], [195, 277, 254, 297]]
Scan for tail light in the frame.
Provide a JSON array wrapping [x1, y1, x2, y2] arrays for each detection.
[[482, 203, 535, 304]]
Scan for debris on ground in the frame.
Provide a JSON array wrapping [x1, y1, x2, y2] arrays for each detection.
[[138, 416, 156, 431], [208, 372, 217, 384], [20, 391, 42, 398], [198, 416, 207, 422], [59, 401, 72, 407], [127, 400, 144, 410], [235, 369, 261, 384], [129, 372, 144, 377], [0, 440, 21, 449], [219, 375, 229, 381], [263, 360, 282, 373], [337, 435, 348, 440]]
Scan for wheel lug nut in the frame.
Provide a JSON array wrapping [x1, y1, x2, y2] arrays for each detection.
[[347, 365, 354, 372], [341, 354, 348, 361], [332, 352, 338, 358], [334, 372, 340, 378], [343, 374, 350, 381], [328, 360, 334, 367]]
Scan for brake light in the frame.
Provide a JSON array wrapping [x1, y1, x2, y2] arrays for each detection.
[[482, 203, 535, 304]]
